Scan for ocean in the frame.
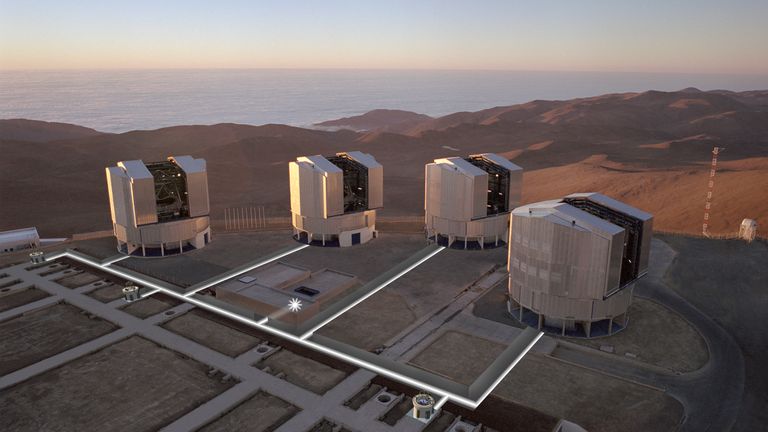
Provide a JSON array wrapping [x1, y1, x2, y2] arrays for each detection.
[[1, 69, 767, 133]]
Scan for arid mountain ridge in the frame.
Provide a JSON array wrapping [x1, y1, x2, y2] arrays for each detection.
[[1, 88, 766, 237]]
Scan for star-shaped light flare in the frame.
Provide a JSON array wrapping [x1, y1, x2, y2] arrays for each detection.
[[288, 297, 303, 313]]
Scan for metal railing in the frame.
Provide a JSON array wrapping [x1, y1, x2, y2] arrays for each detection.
[[221, 206, 291, 231], [218, 207, 426, 233], [653, 229, 766, 242]]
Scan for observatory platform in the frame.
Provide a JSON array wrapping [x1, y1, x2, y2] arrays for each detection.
[[508, 193, 653, 338], [289, 151, 383, 247], [425, 153, 522, 250], [106, 155, 211, 257], [215, 262, 358, 325]]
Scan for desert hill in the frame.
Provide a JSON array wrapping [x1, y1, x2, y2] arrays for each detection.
[[314, 109, 433, 133], [1, 89, 766, 237], [0, 119, 105, 143], [322, 89, 768, 136]]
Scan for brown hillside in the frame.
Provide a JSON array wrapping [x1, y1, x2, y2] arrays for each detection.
[[1, 89, 766, 237], [0, 119, 105, 143], [314, 109, 432, 133], [522, 155, 768, 234]]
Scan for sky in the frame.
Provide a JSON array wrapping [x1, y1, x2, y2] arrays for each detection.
[[1, 0, 767, 73]]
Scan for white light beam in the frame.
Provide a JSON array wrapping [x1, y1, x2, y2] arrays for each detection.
[[183, 244, 309, 297], [299, 246, 445, 339], [434, 395, 449, 411], [102, 254, 131, 266], [58, 249, 538, 409]]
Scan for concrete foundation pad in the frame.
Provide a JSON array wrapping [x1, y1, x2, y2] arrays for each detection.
[[0, 336, 234, 432]]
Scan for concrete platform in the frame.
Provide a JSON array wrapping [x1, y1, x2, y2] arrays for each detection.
[[162, 309, 261, 357], [258, 349, 348, 395], [199, 390, 300, 432], [0, 336, 234, 432], [119, 294, 181, 319], [0, 286, 49, 313], [0, 302, 117, 376]]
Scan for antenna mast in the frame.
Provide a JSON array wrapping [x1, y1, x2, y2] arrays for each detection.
[[702, 146, 724, 237]]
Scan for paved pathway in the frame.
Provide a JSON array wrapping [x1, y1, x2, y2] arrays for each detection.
[[543, 239, 745, 432], [0, 258, 434, 432]]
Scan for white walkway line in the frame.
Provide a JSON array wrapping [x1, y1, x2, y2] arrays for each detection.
[[44, 251, 68, 261], [59, 250, 539, 409], [183, 244, 309, 297], [102, 254, 131, 266], [299, 246, 445, 340], [434, 395, 449, 411], [141, 288, 160, 298], [474, 331, 544, 405]]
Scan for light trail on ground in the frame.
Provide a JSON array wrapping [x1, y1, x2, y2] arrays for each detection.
[[58, 249, 541, 410], [299, 246, 445, 339], [183, 244, 310, 297]]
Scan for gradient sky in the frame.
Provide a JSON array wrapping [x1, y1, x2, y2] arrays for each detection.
[[1, 0, 767, 73]]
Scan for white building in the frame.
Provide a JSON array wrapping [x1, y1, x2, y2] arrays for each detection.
[[739, 218, 758, 242], [425, 153, 522, 249], [289, 151, 383, 247], [508, 193, 653, 338], [410, 393, 436, 422], [0, 227, 40, 254], [106, 155, 211, 257]]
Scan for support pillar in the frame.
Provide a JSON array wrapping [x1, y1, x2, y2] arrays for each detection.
[[537, 313, 543, 330], [586, 321, 592, 338], [608, 318, 614, 335], [160, 243, 165, 257]]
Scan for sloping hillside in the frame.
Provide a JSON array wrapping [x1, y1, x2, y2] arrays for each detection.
[[1, 89, 766, 237], [314, 109, 432, 133], [0, 119, 105, 143]]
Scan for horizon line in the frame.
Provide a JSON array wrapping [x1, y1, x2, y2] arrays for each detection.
[[4, 82, 767, 135], [1, 67, 767, 77]]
